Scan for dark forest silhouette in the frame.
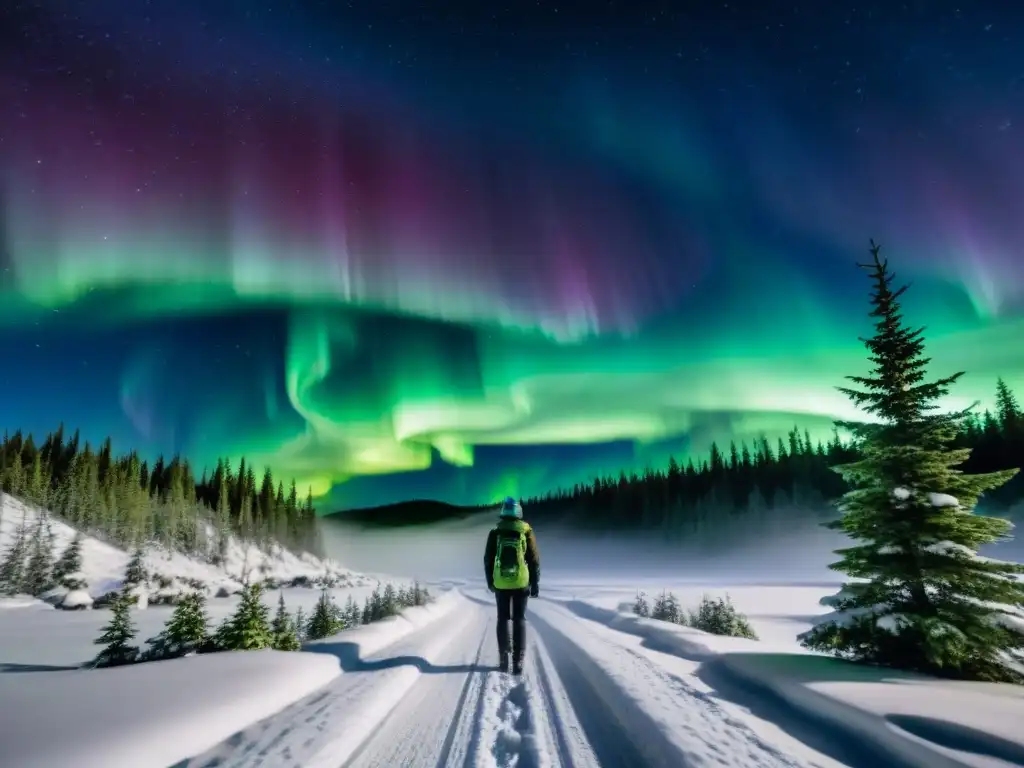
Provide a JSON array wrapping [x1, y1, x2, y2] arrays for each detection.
[[521, 378, 1024, 534]]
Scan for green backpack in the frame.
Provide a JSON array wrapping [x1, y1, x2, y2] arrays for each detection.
[[492, 520, 530, 590]]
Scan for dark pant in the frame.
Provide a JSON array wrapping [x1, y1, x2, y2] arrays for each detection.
[[495, 588, 529, 657]]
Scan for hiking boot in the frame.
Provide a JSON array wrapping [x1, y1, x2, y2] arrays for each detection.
[[511, 654, 524, 675], [498, 652, 510, 673]]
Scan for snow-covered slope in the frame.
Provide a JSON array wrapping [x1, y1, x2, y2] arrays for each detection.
[[0, 492, 369, 604]]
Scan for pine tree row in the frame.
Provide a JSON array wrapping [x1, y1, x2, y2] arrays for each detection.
[[0, 429, 322, 560], [93, 565, 432, 668]]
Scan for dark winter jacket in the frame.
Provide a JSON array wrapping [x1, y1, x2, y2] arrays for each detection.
[[484, 519, 540, 592]]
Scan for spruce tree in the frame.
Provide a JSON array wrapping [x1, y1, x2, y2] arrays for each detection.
[[93, 589, 140, 667], [368, 587, 383, 622], [220, 582, 273, 651], [22, 518, 55, 596], [306, 588, 342, 640], [381, 582, 398, 617], [271, 592, 300, 651], [293, 606, 306, 643], [412, 580, 428, 606], [123, 546, 147, 586], [995, 377, 1022, 435], [0, 524, 29, 594], [344, 595, 360, 626], [52, 533, 84, 584], [150, 592, 210, 658], [632, 591, 650, 617], [800, 242, 1024, 682]]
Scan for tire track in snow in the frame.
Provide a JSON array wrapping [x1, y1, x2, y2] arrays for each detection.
[[341, 613, 491, 768], [432, 630, 488, 767], [526, 630, 596, 767], [461, 651, 493, 767], [528, 608, 653, 767]]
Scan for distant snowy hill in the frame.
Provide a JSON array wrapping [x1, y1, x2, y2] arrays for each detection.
[[0, 492, 371, 610]]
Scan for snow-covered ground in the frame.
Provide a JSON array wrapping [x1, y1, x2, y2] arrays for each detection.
[[168, 583, 1024, 768], [0, 592, 461, 768], [4, 492, 1024, 768], [4, 577, 1024, 766], [0, 650, 342, 768]]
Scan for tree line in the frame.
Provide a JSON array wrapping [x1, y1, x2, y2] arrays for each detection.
[[521, 379, 1023, 534], [0, 427, 322, 559]]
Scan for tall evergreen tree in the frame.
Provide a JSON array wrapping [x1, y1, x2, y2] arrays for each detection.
[[800, 242, 1024, 682], [995, 377, 1022, 435], [93, 589, 140, 667]]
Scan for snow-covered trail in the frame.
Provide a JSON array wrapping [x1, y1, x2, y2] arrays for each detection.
[[185, 590, 830, 767], [526, 596, 828, 768]]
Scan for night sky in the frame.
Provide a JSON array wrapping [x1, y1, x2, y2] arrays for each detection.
[[1, 1, 1022, 510]]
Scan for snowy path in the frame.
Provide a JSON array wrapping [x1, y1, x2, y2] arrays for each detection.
[[184, 591, 832, 767]]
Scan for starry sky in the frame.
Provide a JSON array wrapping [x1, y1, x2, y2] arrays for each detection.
[[1, 0, 1022, 511]]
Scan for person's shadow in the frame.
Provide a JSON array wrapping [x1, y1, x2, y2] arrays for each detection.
[[304, 640, 497, 674]]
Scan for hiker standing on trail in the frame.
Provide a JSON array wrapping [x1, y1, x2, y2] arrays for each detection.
[[484, 496, 540, 674]]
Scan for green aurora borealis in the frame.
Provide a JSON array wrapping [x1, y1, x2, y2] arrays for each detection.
[[1, 2, 1022, 510]]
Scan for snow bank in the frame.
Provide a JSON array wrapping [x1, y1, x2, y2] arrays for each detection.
[[0, 650, 341, 768], [304, 586, 460, 658], [182, 588, 463, 767], [561, 598, 1024, 768]]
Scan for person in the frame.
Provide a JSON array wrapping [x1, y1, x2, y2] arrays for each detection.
[[484, 496, 540, 674]]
